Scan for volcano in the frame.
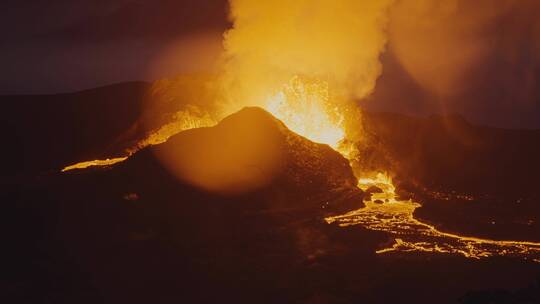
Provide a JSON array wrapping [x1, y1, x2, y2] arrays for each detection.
[[4, 84, 540, 303], [5, 105, 371, 303], [101, 106, 363, 214]]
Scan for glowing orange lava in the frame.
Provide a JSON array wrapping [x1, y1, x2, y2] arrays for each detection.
[[62, 157, 128, 172], [264, 76, 346, 150], [326, 173, 540, 262], [129, 105, 217, 153], [61, 106, 216, 172]]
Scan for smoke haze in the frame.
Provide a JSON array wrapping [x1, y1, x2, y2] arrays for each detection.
[[369, 0, 540, 128]]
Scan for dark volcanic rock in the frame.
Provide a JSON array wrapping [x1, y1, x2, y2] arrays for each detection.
[[361, 111, 540, 196], [4, 107, 372, 303], [123, 106, 363, 215], [361, 111, 540, 241], [5, 102, 540, 304]]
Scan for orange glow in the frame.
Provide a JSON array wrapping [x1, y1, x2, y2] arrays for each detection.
[[356, 172, 396, 201], [62, 157, 128, 172], [152, 108, 284, 194], [130, 105, 217, 153], [263, 76, 345, 150], [62, 106, 216, 173], [326, 171, 540, 262]]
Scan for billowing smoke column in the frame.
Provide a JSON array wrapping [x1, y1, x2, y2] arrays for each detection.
[[218, 0, 393, 113]]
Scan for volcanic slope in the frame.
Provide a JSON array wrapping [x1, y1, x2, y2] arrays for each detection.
[[6, 107, 540, 303]]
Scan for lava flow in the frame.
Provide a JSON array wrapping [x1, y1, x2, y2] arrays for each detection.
[[62, 106, 216, 172], [325, 173, 540, 262], [62, 157, 128, 172]]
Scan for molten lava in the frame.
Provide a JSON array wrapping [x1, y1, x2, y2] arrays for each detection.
[[62, 106, 216, 172], [264, 76, 345, 150], [326, 173, 540, 262], [129, 105, 217, 153], [62, 157, 128, 172]]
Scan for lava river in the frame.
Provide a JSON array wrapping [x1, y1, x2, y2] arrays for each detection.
[[325, 173, 540, 263]]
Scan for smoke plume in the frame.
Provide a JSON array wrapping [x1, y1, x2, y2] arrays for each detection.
[[218, 0, 393, 113]]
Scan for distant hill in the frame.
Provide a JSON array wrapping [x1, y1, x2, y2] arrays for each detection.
[[363, 111, 540, 195], [0, 82, 151, 176]]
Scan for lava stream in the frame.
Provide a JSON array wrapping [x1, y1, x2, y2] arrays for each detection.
[[325, 173, 540, 262], [62, 157, 128, 172]]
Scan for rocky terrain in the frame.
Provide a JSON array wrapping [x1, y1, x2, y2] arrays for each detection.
[[3, 83, 540, 303]]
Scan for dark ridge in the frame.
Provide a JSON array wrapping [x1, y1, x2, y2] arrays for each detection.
[[0, 82, 151, 177], [362, 111, 540, 195]]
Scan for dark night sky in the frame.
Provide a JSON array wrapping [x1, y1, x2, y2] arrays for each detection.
[[0, 0, 229, 93], [1, 0, 539, 128]]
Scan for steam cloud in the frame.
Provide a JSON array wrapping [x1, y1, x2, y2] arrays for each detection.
[[218, 0, 393, 112]]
